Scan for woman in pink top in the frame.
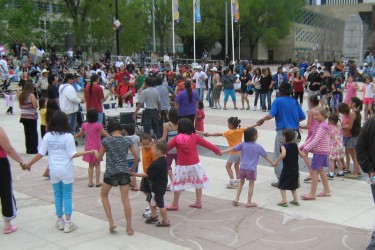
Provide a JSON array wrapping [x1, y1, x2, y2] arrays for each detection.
[[75, 109, 108, 187], [300, 107, 331, 200], [344, 76, 358, 104], [166, 118, 221, 211]]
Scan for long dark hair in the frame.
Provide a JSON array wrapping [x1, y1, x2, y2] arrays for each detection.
[[48, 111, 71, 135], [184, 80, 193, 103], [89, 73, 99, 96], [177, 118, 195, 135], [46, 99, 61, 126]]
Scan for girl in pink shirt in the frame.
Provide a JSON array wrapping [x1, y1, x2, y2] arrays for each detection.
[[344, 76, 358, 104], [166, 118, 221, 211], [75, 109, 109, 187], [300, 107, 331, 200]]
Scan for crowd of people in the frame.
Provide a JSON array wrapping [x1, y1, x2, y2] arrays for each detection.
[[1, 46, 375, 249]]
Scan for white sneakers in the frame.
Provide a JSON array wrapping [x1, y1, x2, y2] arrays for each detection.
[[64, 221, 78, 233], [56, 219, 78, 233], [226, 180, 239, 189]]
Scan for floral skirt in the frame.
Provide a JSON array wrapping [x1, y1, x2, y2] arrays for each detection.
[[171, 163, 209, 192]]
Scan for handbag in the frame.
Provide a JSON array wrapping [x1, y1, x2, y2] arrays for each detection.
[[246, 85, 254, 95]]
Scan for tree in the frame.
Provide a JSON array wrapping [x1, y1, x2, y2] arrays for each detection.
[[0, 0, 44, 46], [239, 0, 304, 59]]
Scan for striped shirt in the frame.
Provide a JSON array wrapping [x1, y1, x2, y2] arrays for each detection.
[[21, 97, 38, 120], [301, 121, 330, 155]]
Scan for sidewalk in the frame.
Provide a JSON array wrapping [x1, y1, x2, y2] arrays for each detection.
[[0, 93, 373, 250]]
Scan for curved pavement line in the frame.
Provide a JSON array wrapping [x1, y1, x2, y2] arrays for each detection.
[[290, 225, 346, 232], [183, 217, 237, 223], [342, 235, 355, 250], [187, 239, 203, 250], [170, 223, 184, 241], [256, 216, 274, 233], [222, 226, 239, 246], [260, 237, 318, 244]]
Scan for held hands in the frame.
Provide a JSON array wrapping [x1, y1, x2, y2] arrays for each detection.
[[271, 161, 278, 168], [23, 162, 31, 171], [203, 133, 210, 137], [256, 119, 265, 126]]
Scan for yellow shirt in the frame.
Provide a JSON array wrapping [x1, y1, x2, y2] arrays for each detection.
[[223, 128, 246, 154], [141, 147, 157, 172], [40, 108, 47, 126]]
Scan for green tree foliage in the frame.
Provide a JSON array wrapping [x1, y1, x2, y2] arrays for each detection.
[[239, 0, 305, 58], [0, 0, 44, 46]]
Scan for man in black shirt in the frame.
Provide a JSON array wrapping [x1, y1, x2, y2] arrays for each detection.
[[307, 65, 321, 109], [47, 74, 59, 101]]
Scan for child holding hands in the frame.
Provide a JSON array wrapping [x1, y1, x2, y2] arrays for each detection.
[[221, 127, 273, 208], [273, 129, 310, 207], [131, 140, 170, 227]]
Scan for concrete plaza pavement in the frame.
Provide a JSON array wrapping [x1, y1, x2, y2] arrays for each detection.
[[0, 90, 373, 250]]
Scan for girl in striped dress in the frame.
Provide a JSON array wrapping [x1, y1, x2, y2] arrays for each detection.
[[300, 107, 331, 200]]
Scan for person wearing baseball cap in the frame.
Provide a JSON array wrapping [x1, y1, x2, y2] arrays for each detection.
[[257, 81, 306, 188], [192, 65, 207, 102]]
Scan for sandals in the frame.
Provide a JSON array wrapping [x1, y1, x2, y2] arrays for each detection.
[[317, 192, 331, 197], [145, 216, 158, 224], [232, 200, 239, 206], [96, 183, 102, 187], [166, 204, 179, 211], [130, 186, 139, 191], [246, 203, 257, 208], [155, 221, 170, 227], [277, 202, 288, 207], [88, 183, 94, 187], [289, 201, 300, 206], [3, 225, 17, 234], [189, 202, 202, 209], [301, 194, 316, 200], [109, 225, 117, 232]]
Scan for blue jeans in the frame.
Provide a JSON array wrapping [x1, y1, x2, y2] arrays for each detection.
[[67, 112, 77, 134], [224, 89, 236, 103], [143, 109, 161, 139], [97, 112, 103, 124], [196, 87, 204, 102], [52, 181, 73, 218], [261, 91, 272, 110], [207, 88, 213, 108], [254, 89, 262, 107]]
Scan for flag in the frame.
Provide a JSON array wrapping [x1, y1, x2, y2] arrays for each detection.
[[173, 0, 180, 22], [194, 0, 201, 23], [232, 0, 240, 22]]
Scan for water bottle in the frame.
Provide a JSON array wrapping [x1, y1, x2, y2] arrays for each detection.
[[367, 176, 375, 185]]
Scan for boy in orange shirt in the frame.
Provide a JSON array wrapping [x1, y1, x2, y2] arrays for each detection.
[[140, 133, 157, 218]]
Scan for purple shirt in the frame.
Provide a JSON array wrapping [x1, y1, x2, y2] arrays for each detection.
[[233, 142, 267, 171], [175, 90, 198, 116]]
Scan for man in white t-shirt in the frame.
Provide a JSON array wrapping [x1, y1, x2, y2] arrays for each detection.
[[192, 65, 207, 102], [67, 48, 74, 68]]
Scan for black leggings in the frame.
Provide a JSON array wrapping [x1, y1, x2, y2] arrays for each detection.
[[0, 158, 17, 221], [294, 92, 304, 104]]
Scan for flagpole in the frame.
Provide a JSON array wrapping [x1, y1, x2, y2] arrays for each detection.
[[230, 0, 235, 65], [193, 0, 196, 63], [172, 0, 175, 54], [152, 0, 156, 51], [225, 0, 228, 58], [239, 24, 241, 60]]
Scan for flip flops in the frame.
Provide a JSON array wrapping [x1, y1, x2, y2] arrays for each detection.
[[277, 202, 288, 207], [246, 203, 257, 208], [96, 183, 102, 187], [88, 183, 94, 187], [232, 200, 239, 206], [289, 201, 300, 206], [166, 204, 179, 211], [317, 192, 331, 197], [3, 225, 17, 234], [189, 203, 202, 209], [301, 194, 316, 200]]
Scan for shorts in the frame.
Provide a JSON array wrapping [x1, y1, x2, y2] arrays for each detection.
[[343, 137, 350, 147], [127, 160, 138, 173], [104, 174, 131, 187], [166, 153, 177, 171], [346, 136, 358, 149], [363, 98, 374, 105], [147, 192, 165, 208], [227, 154, 240, 164], [310, 154, 329, 170], [238, 169, 257, 181], [140, 177, 151, 193]]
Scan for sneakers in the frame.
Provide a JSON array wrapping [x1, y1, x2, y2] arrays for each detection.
[[271, 182, 279, 188], [336, 173, 345, 177], [143, 208, 151, 218], [64, 221, 78, 233], [253, 106, 257, 111], [56, 219, 65, 230], [327, 173, 334, 180], [226, 180, 238, 189]]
